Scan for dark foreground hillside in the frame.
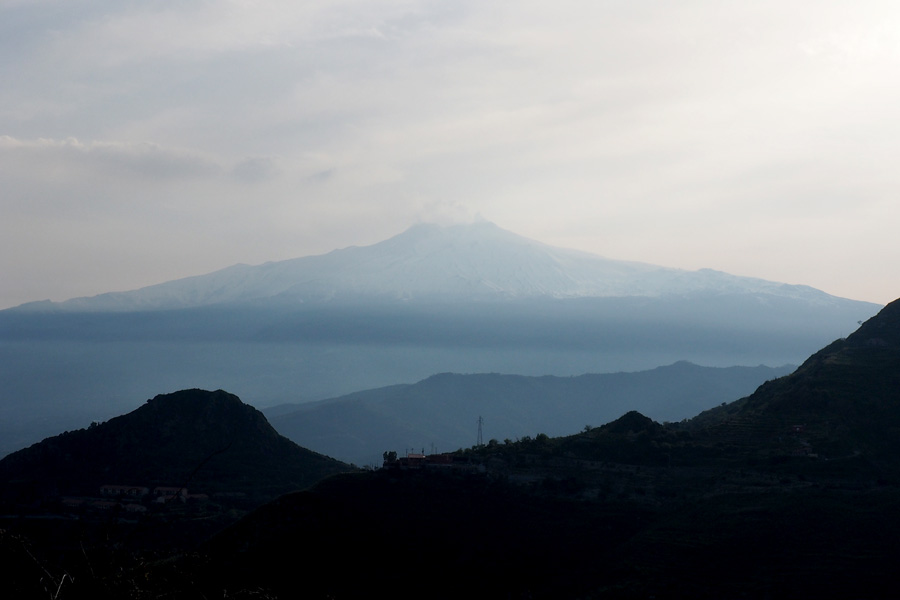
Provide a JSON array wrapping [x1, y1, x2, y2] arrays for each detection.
[[0, 389, 352, 598], [7, 445, 900, 599], [65, 446, 889, 600], [0, 389, 349, 501], [186, 405, 900, 599], [154, 299, 900, 598], [687, 294, 900, 468], [4, 299, 900, 598]]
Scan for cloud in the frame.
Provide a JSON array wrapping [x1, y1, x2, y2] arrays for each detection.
[[232, 156, 280, 183], [15, 1, 438, 69], [0, 136, 221, 202], [3, 1, 900, 306]]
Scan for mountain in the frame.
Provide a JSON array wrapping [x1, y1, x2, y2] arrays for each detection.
[[0, 389, 350, 502], [10, 221, 876, 311], [175, 300, 900, 599], [0, 222, 881, 458], [685, 296, 900, 466], [0, 389, 353, 597], [268, 361, 796, 466], [6, 302, 900, 598]]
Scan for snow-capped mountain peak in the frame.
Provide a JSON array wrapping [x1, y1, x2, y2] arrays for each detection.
[[13, 221, 850, 312]]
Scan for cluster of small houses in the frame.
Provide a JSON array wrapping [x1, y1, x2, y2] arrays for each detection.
[[383, 452, 484, 472], [61, 485, 209, 513]]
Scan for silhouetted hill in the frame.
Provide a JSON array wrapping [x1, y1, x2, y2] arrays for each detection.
[[0, 389, 350, 502], [599, 409, 661, 435], [685, 297, 900, 468], [159, 300, 900, 598], [7, 302, 900, 598], [269, 362, 795, 465]]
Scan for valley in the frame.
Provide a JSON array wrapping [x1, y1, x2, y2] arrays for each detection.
[[0, 223, 879, 457], [0, 223, 894, 598], [2, 298, 899, 597]]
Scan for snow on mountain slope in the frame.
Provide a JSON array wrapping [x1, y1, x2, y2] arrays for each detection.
[[13, 221, 857, 312]]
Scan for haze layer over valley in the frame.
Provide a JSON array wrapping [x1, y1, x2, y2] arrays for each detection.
[[0, 222, 880, 457]]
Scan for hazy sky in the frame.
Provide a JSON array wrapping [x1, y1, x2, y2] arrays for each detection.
[[2, 0, 898, 308]]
